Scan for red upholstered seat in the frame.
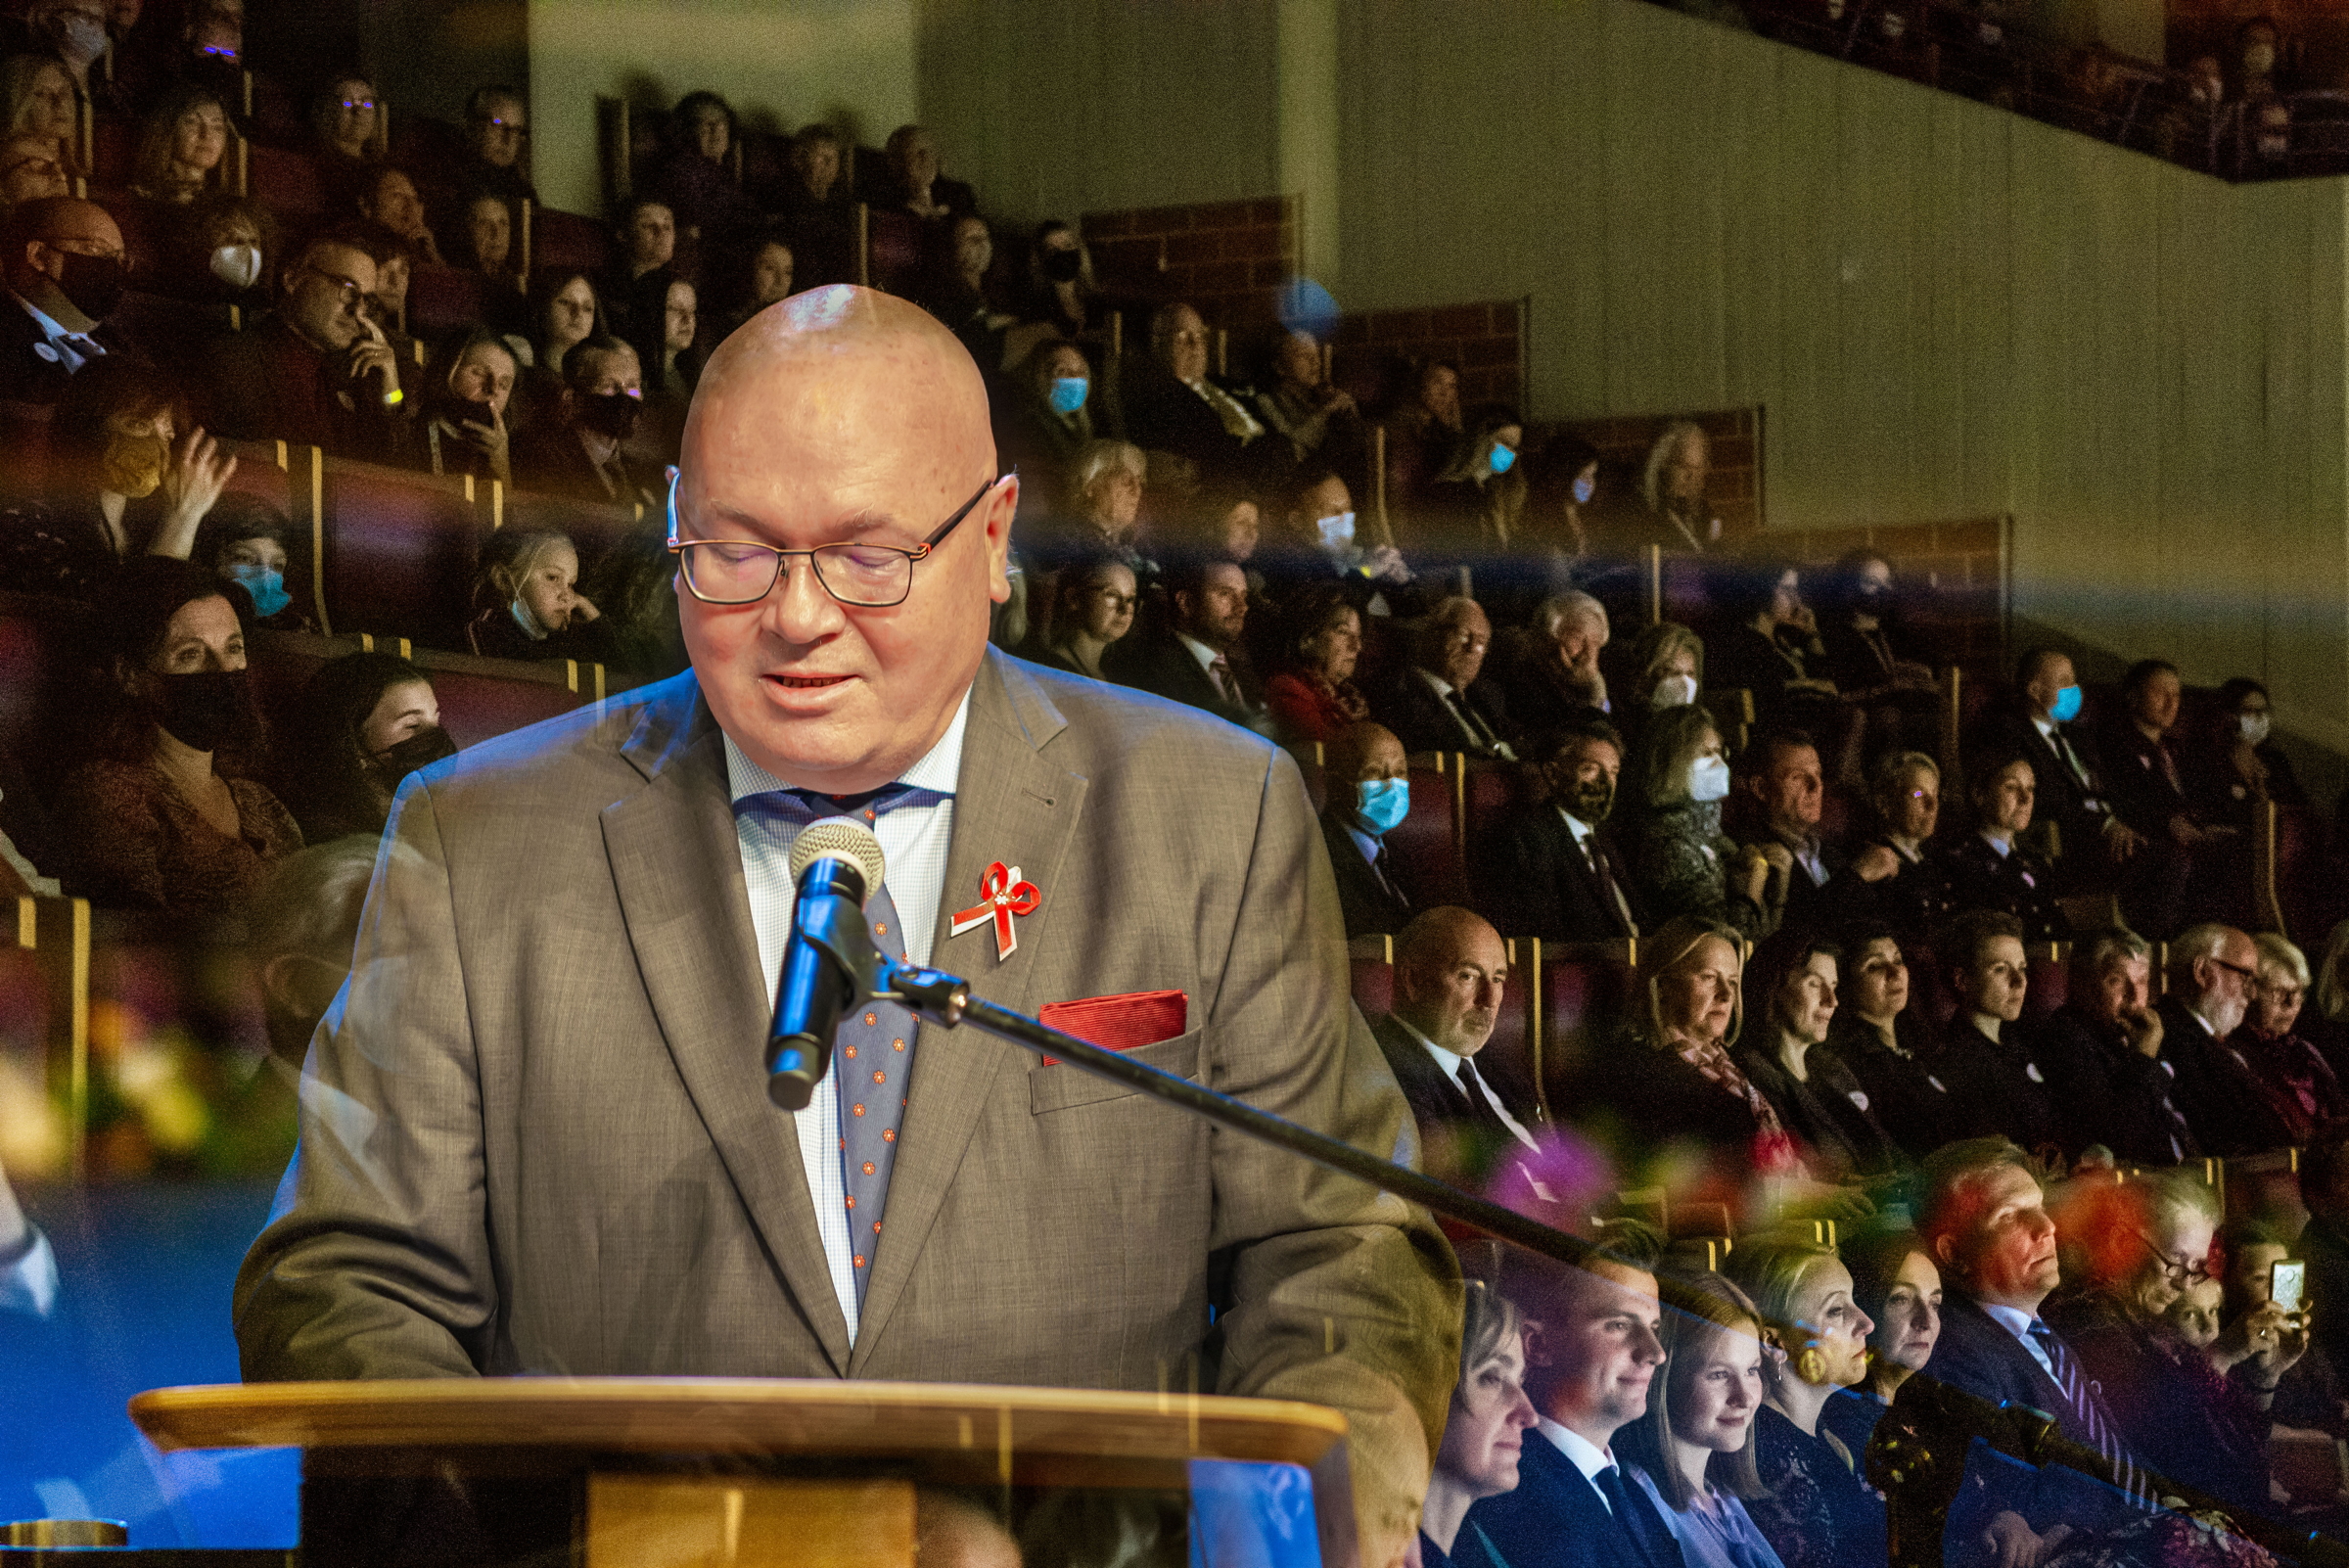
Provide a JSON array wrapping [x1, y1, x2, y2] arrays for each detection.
[[1350, 956, 1393, 1019], [530, 208, 611, 274], [865, 208, 924, 293], [1542, 941, 1638, 1101], [319, 459, 482, 645], [407, 265, 494, 341], [414, 650, 588, 748], [248, 143, 323, 214], [1385, 762, 1465, 908]]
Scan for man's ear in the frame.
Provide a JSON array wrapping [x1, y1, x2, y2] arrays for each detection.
[[983, 474, 1017, 606]]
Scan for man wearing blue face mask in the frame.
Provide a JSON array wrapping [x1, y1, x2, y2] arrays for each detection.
[[1973, 647, 2142, 895], [1318, 720, 1419, 939]]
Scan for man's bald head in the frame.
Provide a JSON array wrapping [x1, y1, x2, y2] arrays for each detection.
[[674, 286, 1017, 795], [1325, 720, 1405, 789], [1395, 906, 1508, 1056], [4, 197, 125, 326]]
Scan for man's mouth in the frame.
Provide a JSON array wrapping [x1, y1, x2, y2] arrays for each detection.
[[770, 673, 849, 689]]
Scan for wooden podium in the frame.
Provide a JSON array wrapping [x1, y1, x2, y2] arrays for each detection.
[[130, 1379, 1357, 1567]]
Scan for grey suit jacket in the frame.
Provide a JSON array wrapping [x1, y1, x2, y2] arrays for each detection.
[[235, 648, 1458, 1509]]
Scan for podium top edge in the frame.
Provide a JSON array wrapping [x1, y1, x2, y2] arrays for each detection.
[[127, 1378, 1352, 1464]]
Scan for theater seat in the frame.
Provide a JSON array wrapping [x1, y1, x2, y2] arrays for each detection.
[[1541, 938, 1636, 1103], [1478, 938, 1540, 1118], [318, 459, 483, 646], [248, 143, 323, 214], [2022, 942, 2069, 1019], [410, 648, 590, 748], [1386, 761, 1466, 908], [1350, 954, 1393, 1019], [531, 208, 611, 274], [407, 265, 493, 341], [865, 207, 924, 293], [501, 486, 652, 580], [247, 628, 364, 742]]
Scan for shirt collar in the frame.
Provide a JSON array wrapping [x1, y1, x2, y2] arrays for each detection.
[[1979, 1302, 2043, 1344], [1980, 829, 2011, 857], [13, 290, 69, 344], [1390, 1012, 1467, 1080], [1175, 631, 1222, 675], [2030, 713, 2057, 739], [1412, 665, 1457, 700], [1536, 1418, 1616, 1483], [722, 685, 972, 805], [1555, 807, 1594, 845]]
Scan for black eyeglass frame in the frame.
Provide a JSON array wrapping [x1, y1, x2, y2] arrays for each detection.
[[666, 472, 1002, 609]]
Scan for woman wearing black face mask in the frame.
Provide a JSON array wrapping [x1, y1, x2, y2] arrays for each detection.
[[1012, 219, 1096, 342], [275, 651, 455, 844], [425, 327, 517, 485], [58, 557, 301, 913]]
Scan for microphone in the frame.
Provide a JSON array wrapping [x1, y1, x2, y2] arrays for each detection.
[[766, 816, 890, 1111]]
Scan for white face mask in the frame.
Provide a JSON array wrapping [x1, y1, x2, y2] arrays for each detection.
[[1688, 754, 1732, 803], [1651, 672, 1699, 710], [2246, 43, 2277, 74], [2241, 712, 2272, 746], [209, 242, 261, 291], [1315, 510, 1357, 553], [56, 12, 108, 64]]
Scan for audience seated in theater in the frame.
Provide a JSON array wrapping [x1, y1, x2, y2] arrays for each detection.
[[1723, 1235, 1887, 1568], [452, 190, 517, 289], [2232, 932, 2348, 1147], [2193, 676, 2307, 826], [194, 228, 412, 463], [1823, 923, 1959, 1159], [771, 121, 850, 223], [1029, 437, 1146, 577], [1122, 301, 1273, 486], [997, 339, 1103, 505], [1580, 915, 1810, 1176], [1369, 906, 1542, 1186], [517, 267, 601, 417], [456, 84, 536, 207], [2302, 1133, 2349, 1407], [582, 526, 687, 680], [1418, 1279, 1536, 1568], [1414, 403, 1528, 559], [354, 227, 416, 360], [598, 196, 675, 342], [1848, 750, 1951, 945], [125, 83, 229, 214], [58, 556, 300, 912], [1613, 1274, 1789, 1568], [1931, 909, 2066, 1158], [274, 650, 452, 846], [152, 1, 273, 136], [2224, 1214, 2349, 1440], [1927, 750, 2066, 941], [191, 492, 307, 632], [1316, 719, 1415, 939], [148, 193, 271, 326], [1103, 553, 1257, 726], [2098, 658, 2207, 939], [625, 273, 699, 465], [1897, 1138, 2156, 1566], [916, 213, 1010, 372], [2159, 922, 2296, 1157], [464, 528, 616, 666], [1, 357, 234, 597], [308, 73, 380, 210], [1027, 549, 1133, 681], [0, 56, 76, 178], [1382, 358, 1466, 493], [1380, 596, 1517, 760], [355, 166, 443, 269], [2, 196, 129, 405], [1612, 421, 1717, 559], [2304, 920, 2349, 1082], [1264, 583, 1368, 748], [1710, 563, 1857, 769], [2031, 927, 2197, 1166], [1464, 1222, 1690, 1568], [2042, 1172, 2283, 1520], [1010, 219, 1099, 344], [709, 223, 794, 340], [245, 835, 384, 1074], [422, 326, 516, 485], [1973, 647, 2135, 896], [649, 90, 755, 247], [509, 335, 655, 507], [1494, 589, 1611, 729], [1620, 619, 1704, 759], [1820, 1228, 1943, 1461], [1815, 550, 1938, 751], [1734, 728, 1844, 939], [1546, 433, 1602, 566], [1256, 470, 1417, 614], [0, 130, 70, 212], [1253, 326, 1360, 469], [1622, 704, 1784, 942], [1734, 938, 1900, 1181], [1480, 718, 1640, 945], [865, 123, 976, 224]]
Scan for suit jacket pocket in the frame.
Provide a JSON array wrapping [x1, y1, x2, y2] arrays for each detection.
[[1029, 1028, 1204, 1115]]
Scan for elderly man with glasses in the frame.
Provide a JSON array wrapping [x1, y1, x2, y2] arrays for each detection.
[[237, 285, 1460, 1566], [2157, 921, 2298, 1156], [194, 225, 409, 461]]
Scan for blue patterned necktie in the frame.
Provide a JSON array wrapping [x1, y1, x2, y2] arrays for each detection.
[[767, 785, 917, 1311], [2027, 1320, 2145, 1501]]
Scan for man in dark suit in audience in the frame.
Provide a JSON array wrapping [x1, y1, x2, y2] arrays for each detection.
[[2158, 922, 2296, 1156], [1, 196, 127, 408], [1480, 718, 1638, 945], [1103, 554, 1259, 727], [2096, 659, 2201, 939], [1971, 648, 2137, 895], [2296, 1132, 2349, 1387], [1906, 1138, 2150, 1554], [1369, 905, 1542, 1186], [1320, 720, 1419, 940], [196, 229, 412, 463], [1379, 596, 1518, 760], [1467, 1222, 1688, 1568], [1120, 300, 1273, 485], [1933, 909, 2067, 1159], [1735, 728, 1845, 939], [1494, 591, 1611, 729], [2030, 927, 2198, 1165], [510, 336, 658, 507]]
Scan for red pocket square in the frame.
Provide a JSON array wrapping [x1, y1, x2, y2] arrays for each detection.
[[1037, 990, 1188, 1064]]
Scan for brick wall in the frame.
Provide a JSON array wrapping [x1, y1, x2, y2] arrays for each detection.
[[1081, 197, 1299, 341], [1331, 300, 1527, 412], [1771, 515, 2008, 666], [1542, 407, 1765, 541]]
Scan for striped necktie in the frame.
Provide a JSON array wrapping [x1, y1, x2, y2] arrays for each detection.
[[2027, 1320, 2147, 1502]]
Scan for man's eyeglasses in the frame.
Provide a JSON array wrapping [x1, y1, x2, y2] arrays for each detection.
[[668, 476, 999, 609], [339, 97, 379, 113], [297, 265, 369, 314], [2212, 957, 2259, 986]]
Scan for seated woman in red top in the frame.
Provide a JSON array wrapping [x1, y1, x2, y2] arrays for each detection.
[[1263, 582, 1369, 748], [59, 557, 302, 914]]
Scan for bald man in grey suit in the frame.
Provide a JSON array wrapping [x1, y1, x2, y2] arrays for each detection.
[[236, 287, 1459, 1561]]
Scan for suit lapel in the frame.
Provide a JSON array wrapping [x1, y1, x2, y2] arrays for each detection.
[[600, 674, 852, 1373], [851, 651, 1087, 1371]]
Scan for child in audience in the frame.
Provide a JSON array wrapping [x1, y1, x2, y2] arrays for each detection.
[[193, 494, 310, 632], [276, 651, 453, 845], [465, 529, 616, 667]]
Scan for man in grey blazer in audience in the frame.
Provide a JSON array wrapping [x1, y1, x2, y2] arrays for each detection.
[[235, 285, 1460, 1561]]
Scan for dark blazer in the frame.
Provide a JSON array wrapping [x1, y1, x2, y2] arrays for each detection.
[[1824, 1011, 1960, 1159], [1928, 832, 2068, 942], [1379, 667, 1516, 760], [1576, 1026, 1783, 1170], [2098, 719, 2193, 838], [2156, 994, 2297, 1157], [1972, 706, 2114, 871], [1770, 836, 1849, 944], [511, 423, 657, 508], [1368, 1012, 1542, 1179], [2030, 1003, 2199, 1165], [1103, 627, 1252, 726], [1933, 1018, 2067, 1158], [1119, 359, 1269, 484], [1320, 809, 1412, 940], [196, 316, 412, 463], [1477, 803, 1637, 945], [1733, 1040, 1900, 1179], [1917, 1288, 2094, 1446], [1467, 1428, 1688, 1568]]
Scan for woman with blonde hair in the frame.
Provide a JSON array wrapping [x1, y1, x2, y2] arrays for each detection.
[[128, 85, 230, 206], [1724, 1236, 1885, 1568], [2301, 918, 2349, 1080], [1615, 1271, 1787, 1568]]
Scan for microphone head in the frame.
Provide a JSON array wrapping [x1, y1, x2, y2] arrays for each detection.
[[789, 815, 889, 902]]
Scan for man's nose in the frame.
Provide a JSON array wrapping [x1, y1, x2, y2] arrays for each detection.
[[764, 556, 845, 642]]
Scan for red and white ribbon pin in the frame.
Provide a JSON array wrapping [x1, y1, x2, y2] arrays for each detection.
[[948, 861, 1040, 960]]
